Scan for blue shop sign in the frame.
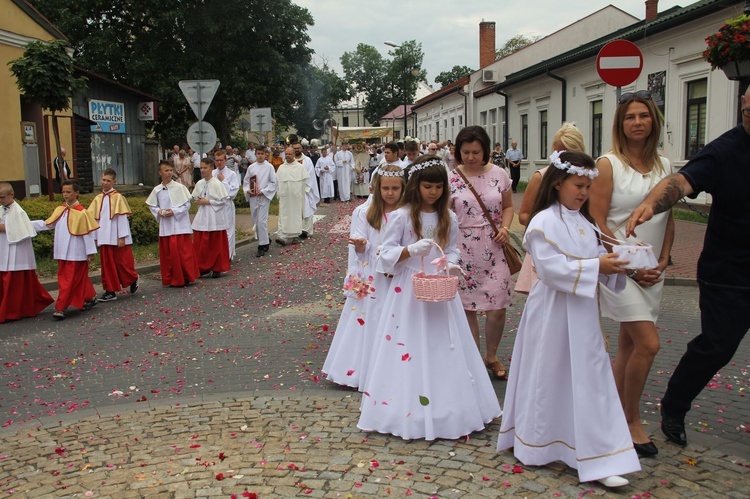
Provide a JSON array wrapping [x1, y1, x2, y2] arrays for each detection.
[[89, 99, 126, 134]]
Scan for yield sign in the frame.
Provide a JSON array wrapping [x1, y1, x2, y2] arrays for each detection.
[[179, 80, 220, 120], [596, 40, 643, 87]]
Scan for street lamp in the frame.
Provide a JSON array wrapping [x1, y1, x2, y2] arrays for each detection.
[[385, 41, 420, 139]]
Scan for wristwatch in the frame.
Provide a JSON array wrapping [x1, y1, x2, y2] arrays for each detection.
[[627, 270, 637, 279]]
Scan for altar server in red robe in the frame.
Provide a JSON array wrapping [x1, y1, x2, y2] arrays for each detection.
[[34, 180, 99, 320], [191, 158, 231, 278], [146, 161, 199, 287], [87, 168, 139, 301], [0, 182, 53, 322]]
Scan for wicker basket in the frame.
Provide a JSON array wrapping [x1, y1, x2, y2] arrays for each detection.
[[411, 241, 459, 302]]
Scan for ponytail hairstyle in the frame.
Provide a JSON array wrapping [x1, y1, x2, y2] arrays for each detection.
[[402, 155, 451, 248], [367, 164, 405, 230], [529, 151, 597, 224]]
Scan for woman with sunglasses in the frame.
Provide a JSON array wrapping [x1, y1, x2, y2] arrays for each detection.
[[589, 91, 675, 458]]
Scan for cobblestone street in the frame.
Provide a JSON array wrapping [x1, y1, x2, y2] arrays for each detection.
[[0, 200, 747, 497]]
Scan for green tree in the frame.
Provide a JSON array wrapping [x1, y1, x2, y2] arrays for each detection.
[[495, 34, 541, 59], [31, 0, 315, 144], [341, 41, 425, 126], [8, 39, 87, 200], [434, 65, 474, 88]]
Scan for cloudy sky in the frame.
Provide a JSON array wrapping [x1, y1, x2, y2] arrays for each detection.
[[294, 0, 684, 87]]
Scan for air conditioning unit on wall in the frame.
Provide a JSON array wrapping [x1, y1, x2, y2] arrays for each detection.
[[483, 69, 497, 83]]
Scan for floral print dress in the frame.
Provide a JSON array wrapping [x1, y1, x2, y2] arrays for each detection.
[[449, 166, 513, 311]]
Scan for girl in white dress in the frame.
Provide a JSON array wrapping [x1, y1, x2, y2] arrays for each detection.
[[322, 165, 405, 389], [358, 156, 501, 441], [497, 151, 641, 488]]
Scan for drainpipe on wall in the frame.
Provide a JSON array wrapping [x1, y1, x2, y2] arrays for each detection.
[[457, 87, 469, 128], [546, 70, 567, 123], [495, 88, 509, 151]]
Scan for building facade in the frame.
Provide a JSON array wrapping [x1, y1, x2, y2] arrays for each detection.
[[412, 0, 746, 205]]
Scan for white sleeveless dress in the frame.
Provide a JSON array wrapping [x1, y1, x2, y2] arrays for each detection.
[[598, 154, 670, 323]]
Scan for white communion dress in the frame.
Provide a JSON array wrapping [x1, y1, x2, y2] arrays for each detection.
[[358, 206, 501, 440], [497, 202, 641, 483]]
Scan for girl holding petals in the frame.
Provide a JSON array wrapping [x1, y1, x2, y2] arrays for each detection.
[[323, 165, 405, 389], [358, 155, 501, 441]]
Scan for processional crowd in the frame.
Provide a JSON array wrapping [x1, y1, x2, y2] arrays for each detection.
[[1, 86, 748, 490]]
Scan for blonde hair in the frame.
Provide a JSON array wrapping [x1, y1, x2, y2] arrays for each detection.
[[552, 123, 585, 153], [366, 165, 405, 230]]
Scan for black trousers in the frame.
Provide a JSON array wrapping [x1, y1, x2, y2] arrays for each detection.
[[661, 282, 750, 416], [509, 165, 521, 192]]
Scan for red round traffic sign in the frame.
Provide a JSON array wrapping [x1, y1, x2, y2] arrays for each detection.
[[596, 40, 643, 87]]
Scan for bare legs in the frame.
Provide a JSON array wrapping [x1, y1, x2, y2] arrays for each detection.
[[612, 320, 660, 444], [466, 308, 507, 376]]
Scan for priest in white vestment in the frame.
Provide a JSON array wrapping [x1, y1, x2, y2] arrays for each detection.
[[275, 148, 309, 246]]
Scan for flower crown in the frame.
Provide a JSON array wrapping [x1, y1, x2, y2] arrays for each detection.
[[376, 166, 405, 177], [550, 150, 599, 179], [407, 158, 447, 179]]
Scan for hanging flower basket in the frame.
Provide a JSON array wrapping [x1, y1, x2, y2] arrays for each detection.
[[703, 14, 750, 80], [720, 60, 750, 80]]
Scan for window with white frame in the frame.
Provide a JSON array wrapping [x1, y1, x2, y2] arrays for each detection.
[[521, 114, 528, 159]]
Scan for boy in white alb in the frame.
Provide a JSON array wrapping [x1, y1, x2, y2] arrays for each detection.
[[212, 150, 240, 260], [243, 145, 278, 257], [87, 168, 139, 302], [315, 147, 335, 203], [146, 161, 199, 287], [0, 182, 53, 322], [192, 158, 231, 277]]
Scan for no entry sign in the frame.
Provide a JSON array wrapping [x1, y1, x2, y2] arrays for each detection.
[[596, 40, 643, 87]]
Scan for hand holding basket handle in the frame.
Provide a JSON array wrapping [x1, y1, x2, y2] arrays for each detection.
[[407, 238, 434, 257]]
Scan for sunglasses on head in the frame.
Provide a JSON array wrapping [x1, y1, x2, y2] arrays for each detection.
[[619, 90, 652, 104]]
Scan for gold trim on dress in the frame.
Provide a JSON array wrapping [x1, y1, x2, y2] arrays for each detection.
[[501, 427, 635, 462]]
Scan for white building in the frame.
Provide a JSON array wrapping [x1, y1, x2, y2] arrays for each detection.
[[412, 0, 747, 205]]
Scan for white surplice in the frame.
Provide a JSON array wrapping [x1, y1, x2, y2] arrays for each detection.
[[94, 193, 133, 246], [33, 210, 97, 261], [243, 161, 278, 246], [0, 202, 37, 271], [315, 156, 336, 199], [358, 207, 501, 440], [191, 177, 229, 231], [496, 202, 640, 483], [213, 166, 239, 258], [147, 184, 193, 236]]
